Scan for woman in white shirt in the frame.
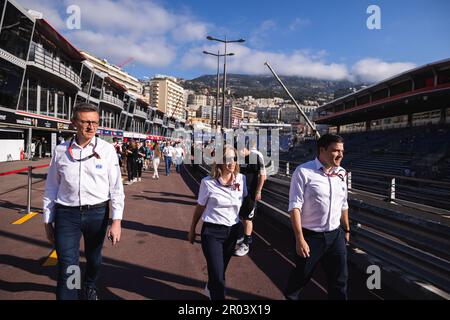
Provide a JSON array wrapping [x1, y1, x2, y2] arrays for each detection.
[[188, 145, 247, 300]]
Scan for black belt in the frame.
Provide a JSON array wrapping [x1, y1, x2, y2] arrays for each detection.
[[302, 227, 339, 236], [56, 200, 109, 211]]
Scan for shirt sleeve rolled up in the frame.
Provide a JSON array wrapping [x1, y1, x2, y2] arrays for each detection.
[[288, 167, 305, 213]]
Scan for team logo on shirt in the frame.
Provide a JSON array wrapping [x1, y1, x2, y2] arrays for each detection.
[[96, 164, 103, 169], [231, 182, 241, 191]]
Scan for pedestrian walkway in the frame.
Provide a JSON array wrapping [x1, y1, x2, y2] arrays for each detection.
[[0, 163, 380, 300], [0, 164, 287, 299]]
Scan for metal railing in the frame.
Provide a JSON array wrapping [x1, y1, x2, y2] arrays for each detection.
[[134, 109, 148, 119], [278, 160, 450, 210], [102, 92, 124, 109], [188, 163, 450, 297], [28, 42, 81, 87]]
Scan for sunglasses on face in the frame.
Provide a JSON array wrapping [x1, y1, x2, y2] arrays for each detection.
[[224, 156, 238, 164]]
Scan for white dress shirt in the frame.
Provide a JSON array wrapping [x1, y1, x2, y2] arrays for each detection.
[[163, 145, 175, 158], [288, 158, 348, 232], [198, 174, 248, 227], [43, 136, 125, 223]]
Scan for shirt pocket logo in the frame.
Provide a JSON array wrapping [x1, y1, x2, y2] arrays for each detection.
[[96, 164, 103, 169]]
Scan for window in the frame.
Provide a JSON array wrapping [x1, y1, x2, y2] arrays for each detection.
[[90, 74, 103, 99], [0, 58, 24, 109], [0, 2, 34, 60], [80, 66, 92, 94]]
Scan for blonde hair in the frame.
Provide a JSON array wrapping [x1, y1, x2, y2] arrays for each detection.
[[210, 145, 240, 179]]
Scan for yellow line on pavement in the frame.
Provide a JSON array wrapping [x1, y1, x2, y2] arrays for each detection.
[[11, 212, 39, 225], [42, 249, 58, 266]]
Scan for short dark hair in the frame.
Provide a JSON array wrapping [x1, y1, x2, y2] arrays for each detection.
[[71, 103, 99, 121], [317, 134, 344, 154]]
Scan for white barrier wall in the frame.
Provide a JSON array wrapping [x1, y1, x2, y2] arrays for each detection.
[[0, 140, 25, 162]]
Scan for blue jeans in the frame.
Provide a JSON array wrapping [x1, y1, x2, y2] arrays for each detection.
[[54, 205, 109, 300], [201, 222, 240, 300], [165, 156, 172, 175]]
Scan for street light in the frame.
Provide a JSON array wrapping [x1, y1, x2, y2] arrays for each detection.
[[203, 50, 235, 130], [206, 35, 245, 129]]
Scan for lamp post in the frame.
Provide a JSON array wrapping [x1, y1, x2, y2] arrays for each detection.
[[206, 36, 245, 129], [203, 50, 234, 130]]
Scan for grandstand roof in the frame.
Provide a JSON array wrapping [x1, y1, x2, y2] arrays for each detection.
[[316, 58, 450, 125], [35, 19, 85, 61]]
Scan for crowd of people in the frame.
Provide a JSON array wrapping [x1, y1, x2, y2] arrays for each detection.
[[111, 138, 186, 185]]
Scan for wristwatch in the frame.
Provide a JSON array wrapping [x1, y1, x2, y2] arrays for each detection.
[[343, 228, 350, 233]]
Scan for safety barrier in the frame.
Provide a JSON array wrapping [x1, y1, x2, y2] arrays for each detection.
[[0, 164, 49, 213]]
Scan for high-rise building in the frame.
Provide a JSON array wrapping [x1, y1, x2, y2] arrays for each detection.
[[149, 76, 186, 120]]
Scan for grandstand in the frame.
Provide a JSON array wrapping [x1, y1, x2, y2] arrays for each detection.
[[279, 59, 450, 210]]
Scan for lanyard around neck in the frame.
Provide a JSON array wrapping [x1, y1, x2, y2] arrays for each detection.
[[68, 137, 100, 162], [320, 167, 347, 181]]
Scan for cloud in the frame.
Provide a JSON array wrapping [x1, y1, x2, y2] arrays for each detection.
[[17, 0, 209, 70], [16, 0, 65, 29], [351, 58, 416, 83], [172, 22, 208, 42], [249, 20, 276, 49], [182, 45, 418, 83], [289, 17, 311, 31], [182, 44, 349, 81], [70, 31, 175, 67]]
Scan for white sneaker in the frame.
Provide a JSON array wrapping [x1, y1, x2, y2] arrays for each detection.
[[125, 180, 133, 185], [234, 243, 249, 257], [133, 178, 137, 182], [204, 283, 211, 300], [138, 178, 141, 182], [236, 237, 244, 246]]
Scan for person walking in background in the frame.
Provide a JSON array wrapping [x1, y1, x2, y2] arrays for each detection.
[[125, 140, 138, 185], [152, 142, 162, 180], [285, 134, 350, 300], [136, 141, 146, 182], [188, 145, 247, 300], [43, 103, 124, 300], [174, 143, 185, 173], [234, 138, 267, 257], [163, 142, 175, 176]]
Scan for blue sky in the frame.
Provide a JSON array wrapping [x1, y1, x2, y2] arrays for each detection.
[[17, 0, 450, 83]]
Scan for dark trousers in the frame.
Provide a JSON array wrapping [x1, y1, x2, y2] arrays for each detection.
[[137, 160, 143, 178], [165, 156, 172, 175], [127, 158, 137, 181], [54, 205, 109, 300], [285, 227, 348, 300], [201, 222, 240, 300]]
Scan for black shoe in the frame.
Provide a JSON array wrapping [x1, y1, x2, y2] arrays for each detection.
[[83, 287, 99, 300]]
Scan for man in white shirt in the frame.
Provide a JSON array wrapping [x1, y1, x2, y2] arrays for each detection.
[[163, 142, 175, 176], [43, 103, 125, 300], [174, 143, 185, 173], [285, 134, 350, 300]]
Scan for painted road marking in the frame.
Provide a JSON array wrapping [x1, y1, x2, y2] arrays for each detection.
[[11, 212, 39, 225], [42, 249, 58, 266]]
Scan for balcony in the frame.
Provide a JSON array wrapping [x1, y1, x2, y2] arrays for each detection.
[[134, 109, 147, 119], [102, 92, 124, 110], [153, 118, 163, 125], [27, 42, 81, 89]]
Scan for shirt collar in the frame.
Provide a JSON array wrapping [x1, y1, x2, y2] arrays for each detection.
[[72, 136, 96, 149], [315, 157, 339, 173]]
